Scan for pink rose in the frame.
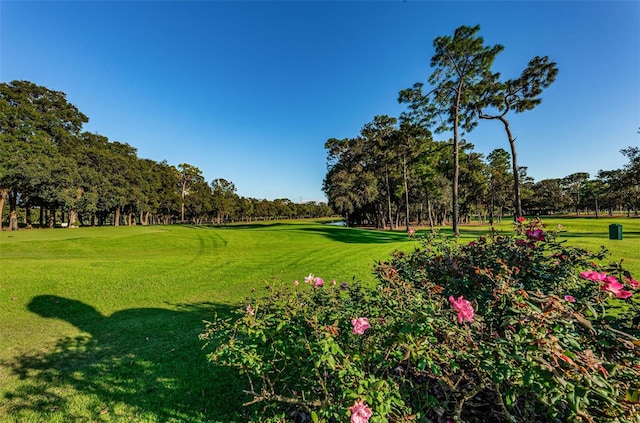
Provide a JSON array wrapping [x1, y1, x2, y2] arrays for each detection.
[[604, 278, 623, 292], [314, 277, 324, 287], [601, 277, 634, 299], [449, 295, 474, 324], [580, 271, 607, 282], [348, 400, 373, 423], [564, 295, 576, 303], [525, 229, 545, 241], [351, 317, 371, 335], [616, 290, 633, 299]]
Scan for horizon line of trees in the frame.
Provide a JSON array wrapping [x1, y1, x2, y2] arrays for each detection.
[[0, 80, 332, 231], [323, 25, 639, 232]]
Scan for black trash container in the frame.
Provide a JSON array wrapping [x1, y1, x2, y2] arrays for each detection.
[[609, 224, 623, 240]]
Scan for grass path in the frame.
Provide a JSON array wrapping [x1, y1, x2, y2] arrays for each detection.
[[0, 217, 638, 422]]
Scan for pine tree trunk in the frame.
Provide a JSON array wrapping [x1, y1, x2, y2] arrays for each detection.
[[48, 205, 56, 228], [0, 188, 8, 231], [8, 190, 19, 231], [69, 209, 78, 227], [403, 157, 410, 231], [501, 117, 523, 219], [385, 166, 394, 231], [25, 202, 32, 229]]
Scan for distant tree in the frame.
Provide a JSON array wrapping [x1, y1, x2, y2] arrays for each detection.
[[396, 119, 432, 230], [454, 145, 488, 224], [272, 198, 294, 219], [154, 161, 181, 224], [620, 146, 640, 185], [477, 56, 558, 219], [211, 178, 238, 224], [361, 115, 398, 230], [412, 142, 451, 228], [399, 25, 503, 236], [323, 137, 378, 226], [485, 148, 512, 224], [526, 178, 565, 215], [254, 199, 274, 220], [581, 179, 606, 218], [185, 178, 213, 224], [596, 170, 622, 215], [177, 163, 203, 223], [561, 172, 590, 215], [105, 142, 142, 226], [237, 197, 255, 222], [618, 147, 640, 215]]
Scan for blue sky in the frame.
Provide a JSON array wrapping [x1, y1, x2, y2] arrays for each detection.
[[1, 1, 639, 202]]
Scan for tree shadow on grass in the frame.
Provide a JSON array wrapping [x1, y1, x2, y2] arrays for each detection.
[[299, 225, 412, 244], [1, 296, 247, 422]]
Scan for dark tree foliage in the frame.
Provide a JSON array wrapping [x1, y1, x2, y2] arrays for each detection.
[[0, 81, 331, 228]]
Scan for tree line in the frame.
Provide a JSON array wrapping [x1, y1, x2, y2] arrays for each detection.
[[0, 80, 331, 231], [323, 25, 638, 233]]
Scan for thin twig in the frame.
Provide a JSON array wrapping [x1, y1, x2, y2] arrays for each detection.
[[453, 383, 485, 420]]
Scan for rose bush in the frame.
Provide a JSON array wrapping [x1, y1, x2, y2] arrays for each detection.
[[201, 219, 639, 422]]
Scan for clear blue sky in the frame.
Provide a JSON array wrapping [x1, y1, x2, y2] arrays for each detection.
[[2, 1, 638, 202]]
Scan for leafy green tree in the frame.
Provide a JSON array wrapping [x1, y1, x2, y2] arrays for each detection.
[[596, 169, 624, 216], [0, 80, 87, 230], [177, 163, 203, 223], [399, 25, 503, 236], [272, 198, 294, 219], [254, 199, 274, 220], [73, 132, 110, 226], [525, 178, 565, 214], [361, 115, 398, 230], [323, 137, 379, 226], [185, 178, 213, 224], [153, 161, 181, 224], [615, 147, 640, 216], [237, 197, 255, 222], [477, 57, 558, 218], [459, 149, 488, 223], [211, 178, 238, 224], [104, 142, 142, 226], [581, 179, 606, 218], [396, 120, 432, 230], [561, 172, 590, 215], [486, 148, 512, 224]]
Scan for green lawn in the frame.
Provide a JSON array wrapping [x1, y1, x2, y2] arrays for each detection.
[[0, 217, 638, 422]]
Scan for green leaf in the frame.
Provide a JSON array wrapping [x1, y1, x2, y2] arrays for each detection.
[[311, 411, 319, 423], [626, 389, 640, 404]]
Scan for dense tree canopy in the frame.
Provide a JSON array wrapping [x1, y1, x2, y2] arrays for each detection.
[[0, 80, 331, 229], [324, 25, 638, 228]]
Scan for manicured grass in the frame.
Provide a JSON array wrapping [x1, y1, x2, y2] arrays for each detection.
[[0, 221, 415, 422], [474, 216, 640, 275], [0, 217, 638, 422]]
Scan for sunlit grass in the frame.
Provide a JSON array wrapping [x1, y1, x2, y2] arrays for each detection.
[[0, 221, 415, 422], [0, 217, 638, 422]]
